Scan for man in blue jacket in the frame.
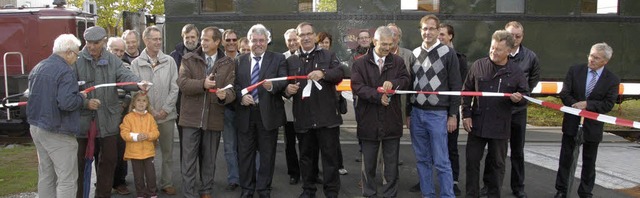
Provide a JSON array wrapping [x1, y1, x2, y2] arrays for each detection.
[[27, 34, 86, 197]]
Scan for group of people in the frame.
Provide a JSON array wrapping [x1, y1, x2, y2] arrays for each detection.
[[26, 13, 619, 198]]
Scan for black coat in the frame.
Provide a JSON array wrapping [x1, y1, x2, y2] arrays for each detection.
[[286, 46, 344, 131], [234, 51, 288, 131], [559, 64, 619, 142], [351, 52, 410, 140], [461, 58, 529, 139]]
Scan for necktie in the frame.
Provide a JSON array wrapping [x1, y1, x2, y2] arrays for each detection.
[[251, 56, 261, 102], [378, 58, 384, 73], [586, 70, 598, 98], [206, 56, 213, 70]]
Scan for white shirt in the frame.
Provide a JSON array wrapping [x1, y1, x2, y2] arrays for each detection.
[[422, 40, 441, 52]]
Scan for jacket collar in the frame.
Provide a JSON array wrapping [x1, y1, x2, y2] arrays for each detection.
[[136, 49, 170, 67]]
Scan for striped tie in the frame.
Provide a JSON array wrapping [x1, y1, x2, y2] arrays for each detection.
[[251, 56, 261, 102], [586, 70, 597, 98]]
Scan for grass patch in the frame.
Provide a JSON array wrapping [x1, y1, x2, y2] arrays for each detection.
[[528, 96, 640, 130], [527, 96, 564, 126], [0, 144, 38, 196]]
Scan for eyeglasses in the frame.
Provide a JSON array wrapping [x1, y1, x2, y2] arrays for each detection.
[[225, 38, 238, 42], [297, 32, 314, 38], [69, 50, 79, 56], [420, 27, 438, 32]]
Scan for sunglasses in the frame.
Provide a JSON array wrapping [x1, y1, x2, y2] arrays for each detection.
[[225, 38, 238, 42]]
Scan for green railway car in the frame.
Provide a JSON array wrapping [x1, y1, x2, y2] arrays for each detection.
[[164, 0, 640, 82]]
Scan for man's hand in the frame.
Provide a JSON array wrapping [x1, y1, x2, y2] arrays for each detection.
[[204, 78, 216, 89], [79, 91, 87, 99], [138, 80, 151, 91], [571, 101, 587, 110], [241, 94, 255, 106], [286, 83, 300, 96], [381, 94, 390, 106], [263, 81, 273, 91], [308, 70, 324, 81], [154, 110, 168, 120], [382, 81, 393, 92], [88, 99, 101, 110], [463, 118, 473, 132], [510, 92, 523, 103], [447, 116, 457, 133], [216, 89, 226, 100]]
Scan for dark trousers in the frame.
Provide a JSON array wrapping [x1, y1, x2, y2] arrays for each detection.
[[76, 135, 118, 198], [299, 127, 341, 197], [482, 109, 527, 192], [131, 157, 157, 197], [466, 134, 508, 198], [284, 121, 301, 179], [361, 138, 400, 198], [237, 106, 279, 195], [180, 127, 221, 197], [113, 134, 128, 188], [447, 113, 461, 182], [555, 134, 599, 198]]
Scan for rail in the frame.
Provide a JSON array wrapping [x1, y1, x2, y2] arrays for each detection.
[[3, 52, 25, 120]]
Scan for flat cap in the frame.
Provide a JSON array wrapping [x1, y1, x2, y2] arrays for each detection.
[[84, 26, 107, 42]]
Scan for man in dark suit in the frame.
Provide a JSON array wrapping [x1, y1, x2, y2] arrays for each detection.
[[234, 23, 287, 198], [285, 22, 344, 198], [554, 42, 620, 198]]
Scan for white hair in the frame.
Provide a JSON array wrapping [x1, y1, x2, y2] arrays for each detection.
[[247, 24, 272, 44], [283, 28, 296, 39], [592, 42, 613, 60], [107, 37, 125, 50], [52, 34, 81, 54], [373, 26, 394, 40]]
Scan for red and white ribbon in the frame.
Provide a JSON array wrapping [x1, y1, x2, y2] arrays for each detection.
[[240, 76, 308, 95], [376, 87, 513, 97], [82, 82, 153, 93], [2, 82, 153, 108], [208, 84, 234, 93], [375, 87, 640, 129], [523, 95, 640, 129]]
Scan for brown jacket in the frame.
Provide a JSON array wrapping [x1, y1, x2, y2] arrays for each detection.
[[177, 47, 236, 131]]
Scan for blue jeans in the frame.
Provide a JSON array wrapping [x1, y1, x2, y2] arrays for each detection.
[[410, 109, 455, 198], [222, 108, 239, 184]]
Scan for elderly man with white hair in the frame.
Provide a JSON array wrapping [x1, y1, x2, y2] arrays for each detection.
[[27, 34, 86, 197]]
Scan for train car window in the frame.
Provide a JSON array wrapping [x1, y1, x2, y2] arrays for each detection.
[[202, 0, 235, 12], [496, 0, 524, 13], [401, 0, 439, 12], [581, 0, 618, 14], [299, 0, 337, 12]]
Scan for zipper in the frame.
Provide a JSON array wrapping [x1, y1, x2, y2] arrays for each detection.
[[497, 78, 502, 93], [199, 61, 208, 128]]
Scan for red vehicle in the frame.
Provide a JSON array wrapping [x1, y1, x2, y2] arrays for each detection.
[[0, 2, 95, 136]]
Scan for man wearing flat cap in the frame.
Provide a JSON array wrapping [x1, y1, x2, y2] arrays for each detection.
[[73, 26, 149, 198]]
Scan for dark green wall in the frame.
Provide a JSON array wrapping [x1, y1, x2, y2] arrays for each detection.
[[164, 0, 640, 81]]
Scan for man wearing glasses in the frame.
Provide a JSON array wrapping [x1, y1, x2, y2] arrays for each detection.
[[285, 22, 344, 198], [408, 14, 461, 198]]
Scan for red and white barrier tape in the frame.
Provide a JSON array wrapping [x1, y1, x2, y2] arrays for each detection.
[[375, 87, 640, 129], [240, 76, 307, 95], [523, 95, 640, 129], [208, 84, 234, 93], [3, 82, 153, 108]]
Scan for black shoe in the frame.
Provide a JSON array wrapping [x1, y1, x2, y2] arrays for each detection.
[[355, 157, 362, 162], [409, 182, 420, 192], [258, 190, 271, 198], [225, 183, 238, 191], [479, 186, 488, 196], [554, 191, 566, 198], [453, 183, 461, 196], [289, 176, 299, 185], [512, 191, 527, 198], [315, 176, 323, 184], [298, 191, 316, 198], [240, 190, 254, 198]]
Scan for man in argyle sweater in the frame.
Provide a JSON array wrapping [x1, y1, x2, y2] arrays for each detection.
[[407, 14, 461, 198]]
